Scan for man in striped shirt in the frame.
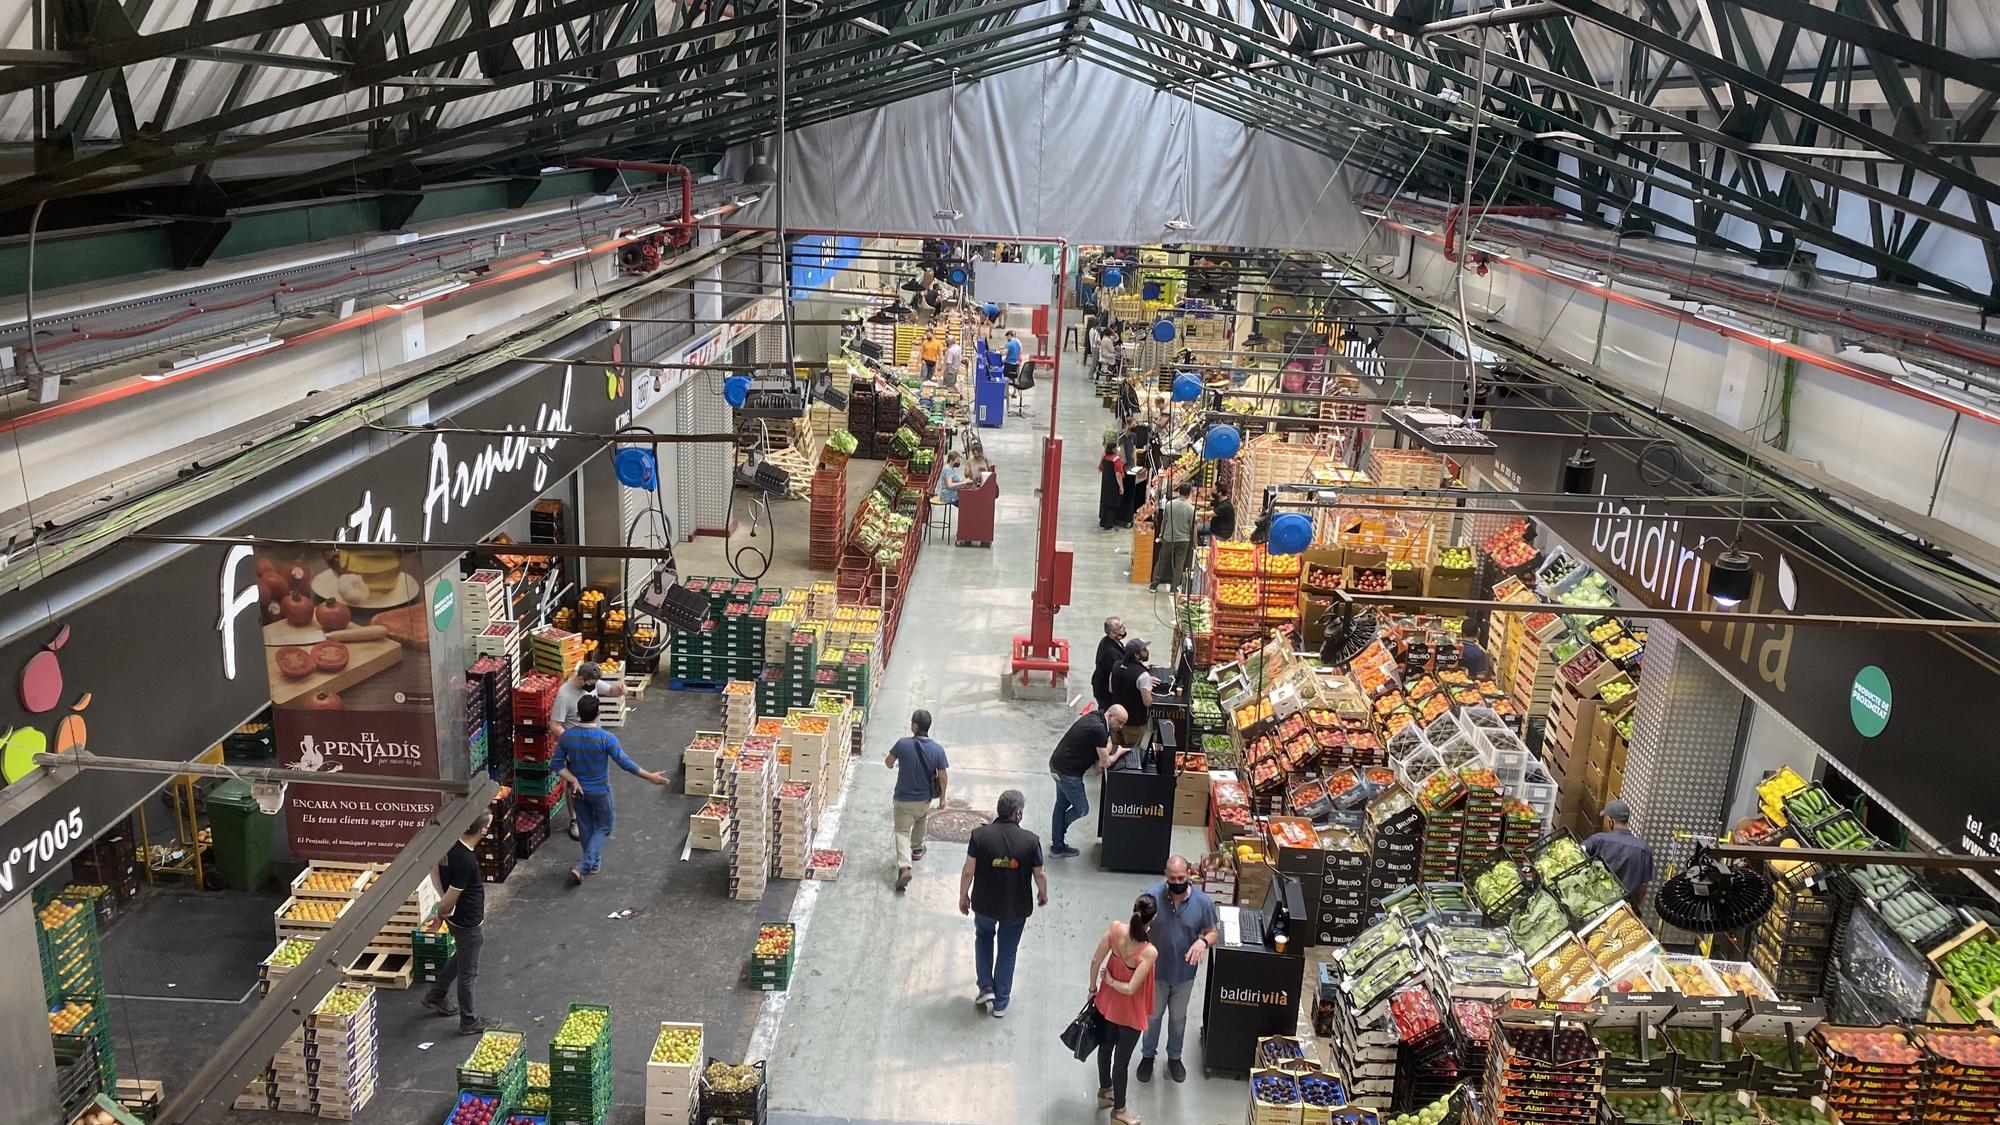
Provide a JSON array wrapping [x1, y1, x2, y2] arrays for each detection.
[[552, 693, 668, 886]]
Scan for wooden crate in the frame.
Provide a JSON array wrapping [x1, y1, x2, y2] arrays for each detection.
[[645, 1022, 703, 1101], [291, 862, 379, 901], [341, 950, 412, 990]]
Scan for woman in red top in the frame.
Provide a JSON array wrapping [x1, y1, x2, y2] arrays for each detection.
[[1089, 894, 1159, 1124]]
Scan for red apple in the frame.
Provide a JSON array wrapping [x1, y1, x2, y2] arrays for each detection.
[[314, 601, 351, 631], [280, 591, 314, 627]]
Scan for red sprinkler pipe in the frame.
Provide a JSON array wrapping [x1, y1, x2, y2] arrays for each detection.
[[1443, 205, 1562, 261], [573, 158, 695, 248]]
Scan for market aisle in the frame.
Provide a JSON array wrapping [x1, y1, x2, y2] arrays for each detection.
[[763, 324, 1244, 1125]]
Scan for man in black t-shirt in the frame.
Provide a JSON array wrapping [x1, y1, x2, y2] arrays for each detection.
[[421, 812, 494, 1035], [960, 790, 1048, 1018], [1048, 705, 1128, 858]]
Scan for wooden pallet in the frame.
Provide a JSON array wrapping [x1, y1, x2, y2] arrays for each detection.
[[341, 950, 412, 990]]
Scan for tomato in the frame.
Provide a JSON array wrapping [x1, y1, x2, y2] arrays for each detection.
[[275, 646, 314, 679], [311, 641, 349, 674]]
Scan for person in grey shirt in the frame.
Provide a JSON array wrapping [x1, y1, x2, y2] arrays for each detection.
[[1150, 483, 1199, 591], [549, 661, 627, 840], [1136, 855, 1220, 1084]]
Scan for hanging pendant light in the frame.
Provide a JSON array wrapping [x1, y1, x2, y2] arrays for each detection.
[[1560, 447, 1598, 495], [1707, 549, 1755, 606]]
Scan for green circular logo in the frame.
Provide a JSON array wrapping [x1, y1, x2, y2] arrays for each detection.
[[1849, 665, 1891, 738], [430, 578, 456, 634]]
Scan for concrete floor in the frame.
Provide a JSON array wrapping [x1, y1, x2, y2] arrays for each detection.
[[93, 328, 1250, 1125], [754, 334, 1248, 1125], [99, 683, 800, 1125]]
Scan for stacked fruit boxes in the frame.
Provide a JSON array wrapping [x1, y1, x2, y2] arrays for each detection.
[[683, 732, 725, 798], [469, 657, 516, 775], [718, 603, 767, 669], [475, 621, 524, 686], [757, 629, 821, 719], [773, 782, 815, 880], [810, 469, 846, 569], [268, 983, 378, 1118], [724, 681, 755, 744], [646, 1022, 703, 1125], [458, 1029, 528, 1118], [728, 749, 778, 901], [511, 672, 563, 818], [66, 816, 141, 912], [40, 896, 114, 1094], [477, 789, 519, 884], [465, 677, 489, 776], [749, 922, 796, 991], [1751, 879, 1837, 999], [530, 626, 585, 679], [549, 1004, 614, 1125], [274, 863, 439, 956]]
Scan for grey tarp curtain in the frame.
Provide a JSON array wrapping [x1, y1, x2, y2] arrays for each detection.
[[721, 57, 1369, 251]]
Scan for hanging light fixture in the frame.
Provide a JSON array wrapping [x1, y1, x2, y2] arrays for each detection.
[[1707, 549, 1755, 606], [1560, 447, 1598, 495]]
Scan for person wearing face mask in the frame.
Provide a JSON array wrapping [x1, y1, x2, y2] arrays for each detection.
[[1135, 855, 1221, 1084]]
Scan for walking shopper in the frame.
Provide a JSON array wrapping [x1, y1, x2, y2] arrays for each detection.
[[885, 709, 949, 892], [943, 337, 964, 387], [549, 660, 627, 840], [1048, 705, 1128, 857], [919, 328, 944, 381], [1150, 483, 1198, 591], [421, 812, 494, 1035], [1136, 856, 1221, 1083], [551, 694, 668, 886], [1110, 640, 1154, 746], [1092, 617, 1128, 712], [1098, 441, 1127, 532], [960, 790, 1048, 1018], [1090, 895, 1159, 1125]]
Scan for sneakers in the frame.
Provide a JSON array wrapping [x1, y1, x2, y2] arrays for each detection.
[[422, 995, 458, 1018], [1167, 1059, 1187, 1083], [457, 1017, 492, 1036], [1136, 1056, 1155, 1083], [975, 990, 995, 1010], [566, 821, 581, 841], [895, 867, 912, 892], [565, 870, 583, 887], [990, 1005, 1007, 1019], [1050, 845, 1081, 859], [910, 847, 926, 861]]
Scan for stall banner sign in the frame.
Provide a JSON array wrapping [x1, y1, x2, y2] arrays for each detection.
[[1488, 409, 2000, 856], [0, 348, 625, 911], [631, 297, 779, 415], [277, 709, 444, 862], [253, 544, 441, 861]]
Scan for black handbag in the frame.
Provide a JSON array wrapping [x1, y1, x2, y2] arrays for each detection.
[[1060, 999, 1105, 1061]]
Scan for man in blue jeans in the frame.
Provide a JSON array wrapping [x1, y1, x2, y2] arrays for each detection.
[[1136, 855, 1221, 1083], [959, 790, 1047, 1018], [551, 694, 668, 886], [1046, 705, 1127, 858]]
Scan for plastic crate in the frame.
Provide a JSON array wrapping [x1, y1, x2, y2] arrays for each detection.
[[458, 1029, 528, 1091], [549, 1004, 612, 1071]]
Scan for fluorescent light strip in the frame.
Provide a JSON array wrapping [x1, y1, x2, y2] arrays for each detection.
[[153, 336, 284, 378], [1547, 265, 1606, 289], [625, 223, 664, 238], [539, 246, 589, 264], [388, 279, 470, 309], [1695, 312, 1783, 343]]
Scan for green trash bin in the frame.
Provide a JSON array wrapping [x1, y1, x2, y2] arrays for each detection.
[[206, 779, 274, 892]]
